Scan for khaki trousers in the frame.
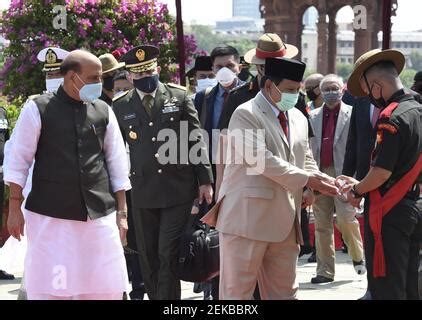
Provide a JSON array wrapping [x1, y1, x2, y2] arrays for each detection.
[[219, 226, 300, 300], [313, 166, 364, 279]]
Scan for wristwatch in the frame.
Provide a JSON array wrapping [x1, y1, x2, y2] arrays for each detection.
[[351, 184, 364, 199]]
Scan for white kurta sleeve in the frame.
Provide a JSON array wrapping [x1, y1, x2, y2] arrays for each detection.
[[103, 106, 131, 192], [4, 100, 41, 189]]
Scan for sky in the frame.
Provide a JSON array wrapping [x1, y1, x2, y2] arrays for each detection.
[[0, 0, 421, 32]]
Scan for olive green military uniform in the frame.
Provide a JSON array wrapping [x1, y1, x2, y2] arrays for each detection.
[[113, 82, 213, 300]]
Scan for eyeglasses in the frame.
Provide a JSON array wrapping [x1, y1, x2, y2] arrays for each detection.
[[322, 90, 341, 95]]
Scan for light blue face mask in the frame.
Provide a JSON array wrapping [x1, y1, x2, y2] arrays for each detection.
[[322, 90, 342, 106], [74, 73, 103, 103], [272, 83, 299, 112]]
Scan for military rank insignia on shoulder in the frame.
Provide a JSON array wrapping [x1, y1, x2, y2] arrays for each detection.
[[112, 90, 129, 102], [167, 83, 187, 91], [28, 94, 41, 100]]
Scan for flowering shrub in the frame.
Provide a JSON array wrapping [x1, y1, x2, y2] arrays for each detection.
[[0, 0, 199, 103]]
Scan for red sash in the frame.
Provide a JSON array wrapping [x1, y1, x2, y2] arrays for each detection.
[[368, 102, 422, 277]]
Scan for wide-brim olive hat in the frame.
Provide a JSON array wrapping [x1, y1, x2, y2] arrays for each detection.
[[348, 49, 405, 97], [99, 53, 125, 74], [244, 33, 298, 65]]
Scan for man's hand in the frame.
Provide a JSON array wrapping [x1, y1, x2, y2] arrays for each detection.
[[335, 175, 359, 194], [301, 188, 315, 208], [116, 214, 128, 246], [306, 172, 339, 196], [7, 200, 25, 241], [346, 190, 363, 208], [198, 184, 213, 205]]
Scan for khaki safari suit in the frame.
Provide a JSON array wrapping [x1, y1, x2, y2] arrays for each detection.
[[203, 91, 320, 299], [309, 102, 364, 280], [113, 82, 213, 300]]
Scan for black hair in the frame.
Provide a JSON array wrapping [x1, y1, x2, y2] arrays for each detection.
[[260, 75, 284, 89], [113, 70, 129, 83], [365, 60, 397, 77], [210, 45, 240, 64]]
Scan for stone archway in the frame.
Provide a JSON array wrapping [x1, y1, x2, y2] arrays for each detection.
[[260, 0, 395, 74]]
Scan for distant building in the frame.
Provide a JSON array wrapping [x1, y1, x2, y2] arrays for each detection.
[[302, 24, 422, 72], [233, 0, 261, 20], [303, 6, 318, 30], [337, 29, 422, 66], [216, 17, 264, 33]]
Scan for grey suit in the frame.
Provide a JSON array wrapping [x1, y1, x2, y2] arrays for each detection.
[[308, 102, 364, 280]]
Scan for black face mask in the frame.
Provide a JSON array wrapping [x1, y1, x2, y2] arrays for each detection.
[[412, 83, 422, 95], [133, 74, 159, 94], [364, 75, 387, 109], [306, 88, 319, 101], [103, 76, 114, 91]]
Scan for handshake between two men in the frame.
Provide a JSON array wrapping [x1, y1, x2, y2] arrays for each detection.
[[303, 172, 363, 208]]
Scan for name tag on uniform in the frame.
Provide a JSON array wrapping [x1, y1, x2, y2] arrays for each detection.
[[162, 106, 180, 114], [123, 113, 137, 121]]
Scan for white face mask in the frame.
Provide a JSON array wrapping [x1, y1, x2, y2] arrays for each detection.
[[196, 78, 218, 92], [45, 78, 64, 93], [216, 67, 236, 88]]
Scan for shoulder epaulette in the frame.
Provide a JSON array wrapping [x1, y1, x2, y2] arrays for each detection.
[[28, 94, 40, 100], [112, 90, 130, 102], [167, 83, 187, 91]]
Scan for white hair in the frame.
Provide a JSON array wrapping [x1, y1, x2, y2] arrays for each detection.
[[320, 74, 344, 90]]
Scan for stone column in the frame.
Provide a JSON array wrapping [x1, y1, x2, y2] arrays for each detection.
[[327, 12, 338, 74], [317, 13, 328, 74], [354, 11, 375, 62]]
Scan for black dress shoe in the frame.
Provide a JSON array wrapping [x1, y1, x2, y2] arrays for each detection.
[[299, 245, 313, 257], [353, 260, 367, 275], [311, 275, 334, 284], [307, 251, 316, 263], [0, 270, 15, 280], [129, 288, 145, 300]]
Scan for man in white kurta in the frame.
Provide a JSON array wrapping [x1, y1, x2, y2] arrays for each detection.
[[4, 50, 131, 300]]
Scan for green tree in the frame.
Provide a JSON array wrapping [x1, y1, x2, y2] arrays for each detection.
[[0, 0, 200, 103], [186, 24, 256, 59], [409, 50, 422, 71], [187, 25, 221, 54], [226, 38, 256, 57], [400, 69, 417, 89], [336, 63, 354, 81]]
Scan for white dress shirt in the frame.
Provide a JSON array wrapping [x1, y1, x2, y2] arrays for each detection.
[[3, 98, 131, 296]]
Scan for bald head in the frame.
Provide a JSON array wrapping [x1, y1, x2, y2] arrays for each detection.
[[61, 50, 102, 75], [61, 49, 103, 101], [304, 73, 324, 88], [304, 73, 324, 106]]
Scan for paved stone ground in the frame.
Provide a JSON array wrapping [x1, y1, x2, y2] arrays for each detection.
[[0, 250, 367, 300]]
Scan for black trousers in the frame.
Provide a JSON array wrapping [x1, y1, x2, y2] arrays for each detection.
[[301, 208, 311, 246], [132, 201, 193, 300], [124, 191, 144, 292], [364, 188, 422, 300]]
